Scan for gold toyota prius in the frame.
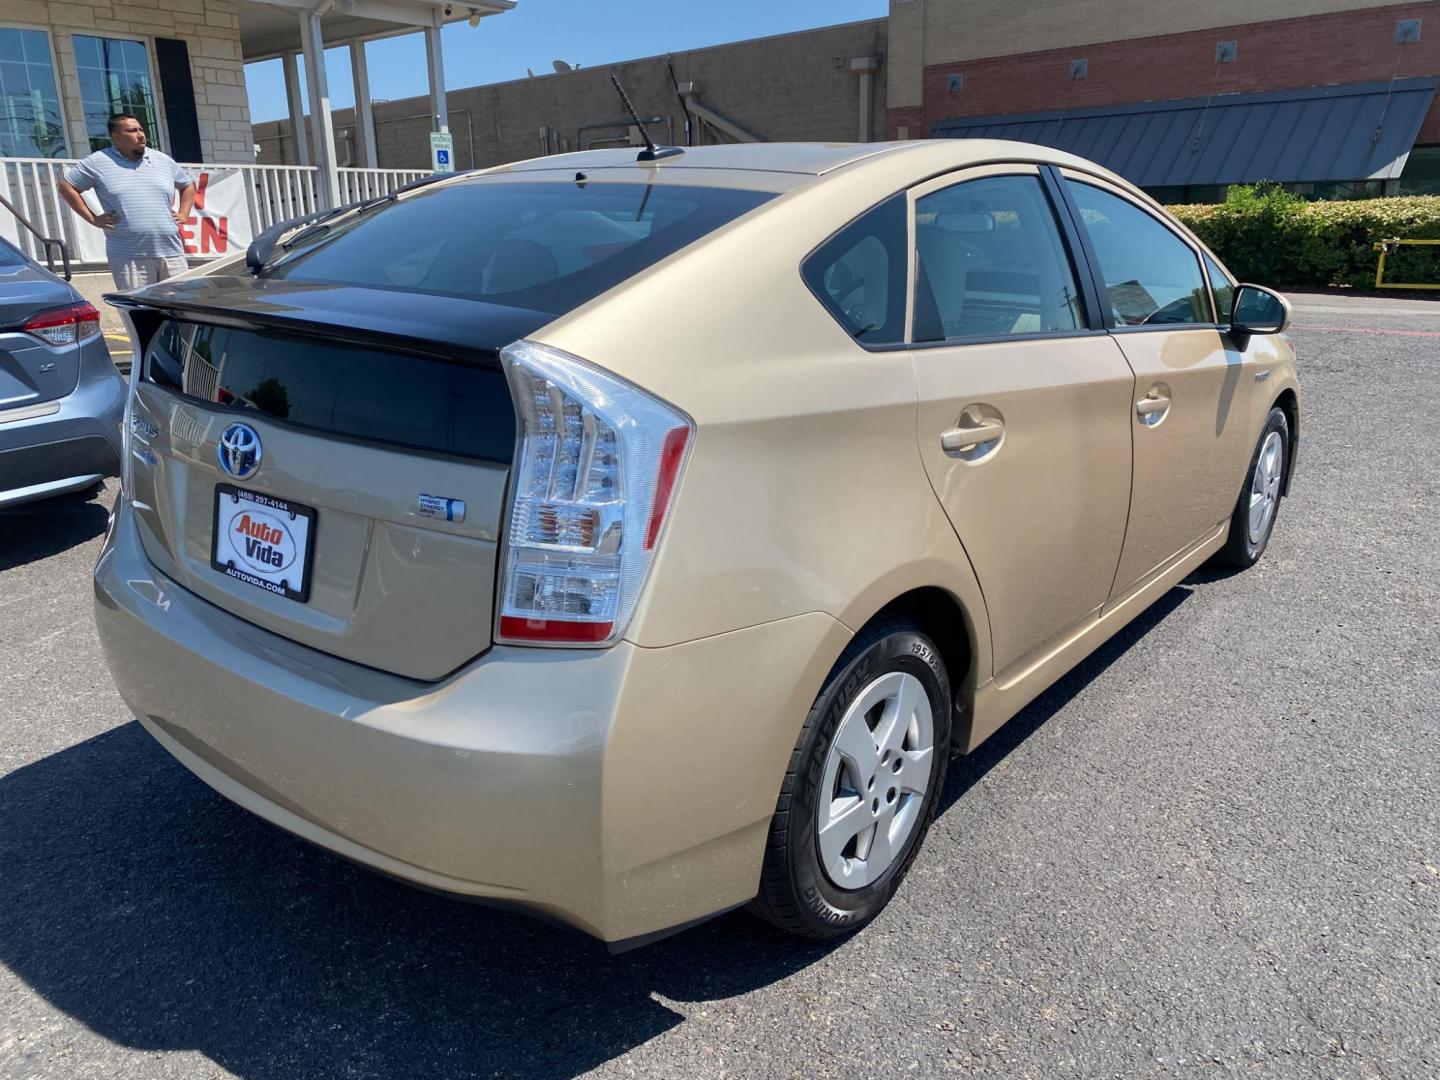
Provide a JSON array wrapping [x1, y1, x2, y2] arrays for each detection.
[[94, 140, 1299, 948]]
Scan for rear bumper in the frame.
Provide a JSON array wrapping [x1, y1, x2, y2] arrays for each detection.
[[0, 338, 123, 506], [94, 498, 849, 944]]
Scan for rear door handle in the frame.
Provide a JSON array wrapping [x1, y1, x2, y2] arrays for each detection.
[[1136, 395, 1171, 418], [940, 422, 1005, 453]]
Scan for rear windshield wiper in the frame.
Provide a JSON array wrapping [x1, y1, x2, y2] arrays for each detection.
[[245, 169, 476, 274]]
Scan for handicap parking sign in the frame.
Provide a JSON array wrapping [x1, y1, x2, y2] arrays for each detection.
[[429, 131, 455, 173]]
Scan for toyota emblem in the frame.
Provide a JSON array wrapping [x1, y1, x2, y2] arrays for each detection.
[[217, 422, 262, 481]]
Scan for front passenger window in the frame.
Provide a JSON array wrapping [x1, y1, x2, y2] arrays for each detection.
[[912, 175, 1084, 342], [1066, 182, 1209, 327]]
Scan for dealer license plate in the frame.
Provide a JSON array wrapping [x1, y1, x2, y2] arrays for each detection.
[[210, 484, 317, 603]]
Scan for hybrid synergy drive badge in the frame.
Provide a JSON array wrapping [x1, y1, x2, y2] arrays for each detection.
[[417, 494, 466, 523]]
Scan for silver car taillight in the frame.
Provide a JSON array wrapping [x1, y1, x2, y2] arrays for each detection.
[[496, 340, 692, 647], [22, 301, 101, 346]]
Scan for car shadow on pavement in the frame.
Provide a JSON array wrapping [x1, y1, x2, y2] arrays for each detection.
[[938, 584, 1193, 815], [0, 486, 110, 572], [0, 584, 1192, 1080], [0, 721, 840, 1080]]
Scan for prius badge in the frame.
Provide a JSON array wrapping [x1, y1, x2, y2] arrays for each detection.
[[218, 422, 262, 481]]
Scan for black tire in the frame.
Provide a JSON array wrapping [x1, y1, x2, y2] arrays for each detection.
[[750, 617, 952, 938], [1216, 405, 1289, 569]]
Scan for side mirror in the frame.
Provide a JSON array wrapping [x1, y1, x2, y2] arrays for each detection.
[[1230, 284, 1290, 341]]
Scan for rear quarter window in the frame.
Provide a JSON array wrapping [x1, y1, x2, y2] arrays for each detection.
[[800, 194, 907, 345], [268, 180, 775, 316]]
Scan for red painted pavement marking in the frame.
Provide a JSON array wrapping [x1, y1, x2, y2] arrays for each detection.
[[1318, 327, 1440, 338]]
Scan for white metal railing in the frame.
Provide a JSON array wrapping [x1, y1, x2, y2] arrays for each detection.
[[338, 166, 429, 204], [0, 157, 430, 270]]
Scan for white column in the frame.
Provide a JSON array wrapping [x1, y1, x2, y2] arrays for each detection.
[[282, 50, 310, 166], [851, 57, 880, 143], [299, 11, 341, 209], [424, 22, 449, 135], [350, 40, 378, 169]]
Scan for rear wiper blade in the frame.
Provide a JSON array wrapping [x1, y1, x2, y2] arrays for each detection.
[[246, 203, 353, 273]]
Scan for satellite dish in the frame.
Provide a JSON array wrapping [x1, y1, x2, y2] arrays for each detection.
[[552, 60, 572, 73], [526, 67, 535, 77]]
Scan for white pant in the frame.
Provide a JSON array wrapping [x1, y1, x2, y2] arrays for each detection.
[[109, 255, 189, 290]]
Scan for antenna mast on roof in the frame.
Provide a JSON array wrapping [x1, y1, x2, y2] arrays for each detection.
[[610, 74, 683, 161]]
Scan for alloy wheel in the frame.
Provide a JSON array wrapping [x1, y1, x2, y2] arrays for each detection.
[[816, 670, 935, 890]]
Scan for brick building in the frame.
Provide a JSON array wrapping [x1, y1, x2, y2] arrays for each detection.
[[1, 0, 253, 163], [887, 0, 1440, 198], [249, 0, 1438, 200], [1, 0, 510, 210], [251, 19, 889, 171]]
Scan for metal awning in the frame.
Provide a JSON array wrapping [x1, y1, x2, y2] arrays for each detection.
[[931, 78, 1440, 187], [238, 0, 514, 61], [237, 0, 514, 203]]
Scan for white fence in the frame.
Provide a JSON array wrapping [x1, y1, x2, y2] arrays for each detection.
[[0, 158, 429, 272]]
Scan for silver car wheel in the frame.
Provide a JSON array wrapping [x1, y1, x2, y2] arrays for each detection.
[[817, 670, 935, 890], [1247, 430, 1284, 545]]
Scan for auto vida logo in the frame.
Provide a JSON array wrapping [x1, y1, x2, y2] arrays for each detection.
[[217, 422, 262, 480], [226, 507, 297, 573]]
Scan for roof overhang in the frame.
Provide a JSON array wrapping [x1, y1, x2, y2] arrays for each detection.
[[239, 0, 514, 61], [931, 78, 1439, 187]]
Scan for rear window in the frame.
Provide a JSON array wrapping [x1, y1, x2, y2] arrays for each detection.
[[145, 320, 516, 463], [267, 180, 775, 315], [0, 239, 30, 269]]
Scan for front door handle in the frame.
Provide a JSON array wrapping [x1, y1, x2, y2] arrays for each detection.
[[940, 422, 1004, 453]]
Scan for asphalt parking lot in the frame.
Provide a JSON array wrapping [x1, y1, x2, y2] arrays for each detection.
[[1, 291, 1437, 1079]]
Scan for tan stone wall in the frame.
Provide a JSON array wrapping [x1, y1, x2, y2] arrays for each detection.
[[5, 0, 250, 163], [253, 18, 889, 170]]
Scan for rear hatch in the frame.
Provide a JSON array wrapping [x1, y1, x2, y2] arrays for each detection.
[[113, 170, 778, 679], [120, 278, 543, 681], [0, 250, 83, 411]]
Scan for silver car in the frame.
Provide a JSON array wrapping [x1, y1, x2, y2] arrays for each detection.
[[0, 237, 124, 506]]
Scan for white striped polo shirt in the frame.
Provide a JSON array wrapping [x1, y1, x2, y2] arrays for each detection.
[[65, 147, 194, 260]]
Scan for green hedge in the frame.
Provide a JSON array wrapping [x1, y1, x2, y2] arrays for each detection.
[[1166, 184, 1440, 290]]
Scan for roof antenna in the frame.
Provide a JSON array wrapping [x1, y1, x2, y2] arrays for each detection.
[[610, 74, 683, 161], [665, 54, 692, 147]]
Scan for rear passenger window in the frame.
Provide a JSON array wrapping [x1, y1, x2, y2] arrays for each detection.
[[912, 175, 1084, 342], [801, 194, 907, 345], [1066, 182, 1209, 327]]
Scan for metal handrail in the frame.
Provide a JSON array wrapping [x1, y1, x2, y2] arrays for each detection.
[[1373, 237, 1440, 290], [0, 190, 71, 280]]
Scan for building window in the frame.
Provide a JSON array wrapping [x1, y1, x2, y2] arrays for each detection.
[[73, 34, 160, 153], [1399, 146, 1440, 196], [0, 27, 68, 158]]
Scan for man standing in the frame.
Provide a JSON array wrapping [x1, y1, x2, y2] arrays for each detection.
[[58, 113, 196, 290]]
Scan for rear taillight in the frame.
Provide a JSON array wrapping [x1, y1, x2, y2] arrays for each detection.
[[22, 302, 101, 346], [496, 340, 693, 648]]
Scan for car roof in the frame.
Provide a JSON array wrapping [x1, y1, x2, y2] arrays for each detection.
[[492, 139, 1118, 177], [495, 142, 912, 177], [479, 139, 1135, 199]]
